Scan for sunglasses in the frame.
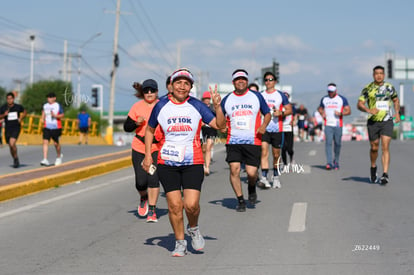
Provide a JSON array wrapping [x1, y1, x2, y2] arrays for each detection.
[[264, 78, 275, 82], [143, 88, 156, 94]]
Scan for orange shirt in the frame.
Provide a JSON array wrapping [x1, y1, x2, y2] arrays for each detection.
[[128, 100, 162, 153]]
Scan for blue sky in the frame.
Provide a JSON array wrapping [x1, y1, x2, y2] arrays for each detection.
[[1, 0, 413, 114]]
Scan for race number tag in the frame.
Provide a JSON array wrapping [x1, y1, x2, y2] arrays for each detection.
[[299, 115, 305, 120], [376, 101, 389, 111], [326, 117, 337, 127], [7, 111, 18, 120], [160, 142, 186, 162], [235, 116, 250, 130], [284, 125, 292, 132]]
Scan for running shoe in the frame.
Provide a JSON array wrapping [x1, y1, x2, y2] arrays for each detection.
[[370, 166, 378, 183], [272, 176, 281, 188], [187, 225, 205, 251], [40, 159, 50, 166], [13, 158, 20, 168], [171, 240, 187, 257], [258, 176, 271, 189], [248, 192, 257, 204], [146, 209, 158, 223], [137, 198, 149, 217], [380, 173, 389, 185], [236, 201, 246, 212], [55, 154, 63, 166], [333, 161, 339, 170], [326, 163, 332, 170]]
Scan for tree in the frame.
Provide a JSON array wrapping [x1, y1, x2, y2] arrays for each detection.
[[0, 86, 7, 106], [20, 80, 73, 114]]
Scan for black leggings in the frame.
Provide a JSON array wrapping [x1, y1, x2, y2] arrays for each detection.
[[131, 150, 159, 191], [281, 132, 294, 165]]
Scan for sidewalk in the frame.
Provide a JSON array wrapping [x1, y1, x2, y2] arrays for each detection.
[[0, 145, 132, 202]]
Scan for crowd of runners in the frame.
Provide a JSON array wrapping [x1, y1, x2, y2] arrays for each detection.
[[123, 65, 400, 257]]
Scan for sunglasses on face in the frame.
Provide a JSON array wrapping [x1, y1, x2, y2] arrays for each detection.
[[143, 88, 156, 94], [264, 78, 275, 82]]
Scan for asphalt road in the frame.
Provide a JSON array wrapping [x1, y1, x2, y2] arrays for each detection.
[[0, 140, 413, 274]]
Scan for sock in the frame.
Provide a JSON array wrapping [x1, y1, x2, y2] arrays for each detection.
[[262, 169, 268, 177], [248, 184, 256, 194], [273, 169, 279, 177], [237, 195, 245, 204], [141, 194, 148, 201], [149, 205, 156, 210]]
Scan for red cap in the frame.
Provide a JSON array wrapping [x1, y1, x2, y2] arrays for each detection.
[[202, 91, 211, 99]]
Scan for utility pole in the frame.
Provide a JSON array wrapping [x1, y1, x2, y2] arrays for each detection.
[[29, 35, 35, 85], [106, 0, 121, 145], [63, 40, 68, 81]]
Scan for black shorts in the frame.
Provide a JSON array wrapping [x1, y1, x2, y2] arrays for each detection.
[[261, 131, 283, 148], [43, 128, 62, 143], [225, 144, 261, 167], [367, 120, 393, 141], [132, 150, 159, 191], [315, 124, 323, 130], [201, 126, 217, 140], [5, 128, 20, 143], [79, 127, 89, 133], [157, 164, 204, 193]]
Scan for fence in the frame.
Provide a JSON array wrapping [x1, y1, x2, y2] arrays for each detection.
[[1, 114, 98, 137]]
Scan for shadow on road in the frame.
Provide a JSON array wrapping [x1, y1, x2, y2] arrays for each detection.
[[144, 233, 217, 254], [342, 176, 377, 185], [127, 208, 169, 220], [209, 197, 257, 210]]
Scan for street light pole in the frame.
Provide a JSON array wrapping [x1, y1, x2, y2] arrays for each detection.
[[29, 35, 35, 85], [76, 32, 102, 108]]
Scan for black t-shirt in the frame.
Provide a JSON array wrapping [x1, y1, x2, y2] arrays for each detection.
[[296, 108, 308, 121], [0, 103, 25, 129]]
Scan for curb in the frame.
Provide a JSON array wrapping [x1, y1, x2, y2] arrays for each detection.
[[0, 156, 132, 202]]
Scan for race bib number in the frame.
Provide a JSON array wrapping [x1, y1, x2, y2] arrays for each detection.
[[284, 125, 292, 132], [376, 101, 389, 111], [7, 111, 18, 120], [160, 142, 186, 162], [235, 116, 250, 130], [326, 117, 337, 127], [299, 115, 305, 120]]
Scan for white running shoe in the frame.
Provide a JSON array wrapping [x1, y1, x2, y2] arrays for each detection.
[[171, 240, 187, 257], [55, 154, 63, 166], [272, 176, 281, 188], [40, 159, 50, 166], [259, 176, 271, 188]]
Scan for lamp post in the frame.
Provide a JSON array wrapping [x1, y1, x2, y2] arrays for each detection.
[[76, 32, 102, 108], [29, 35, 35, 85]]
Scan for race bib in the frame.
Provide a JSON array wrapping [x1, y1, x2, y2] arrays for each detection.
[[299, 115, 305, 120], [235, 116, 250, 130], [160, 142, 186, 162], [376, 101, 389, 111], [284, 125, 292, 132], [326, 117, 337, 127], [7, 111, 18, 120]]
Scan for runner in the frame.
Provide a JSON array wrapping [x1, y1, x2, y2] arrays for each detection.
[[0, 92, 27, 168], [281, 92, 296, 168], [318, 83, 351, 170], [357, 65, 400, 185], [142, 68, 225, 256], [259, 72, 292, 188], [221, 69, 271, 211], [124, 79, 162, 222], [200, 91, 218, 176]]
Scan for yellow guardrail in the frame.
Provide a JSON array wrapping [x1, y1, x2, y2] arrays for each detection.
[[1, 114, 98, 138]]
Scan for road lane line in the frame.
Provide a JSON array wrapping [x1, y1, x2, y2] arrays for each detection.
[[0, 175, 133, 219], [288, 202, 308, 232]]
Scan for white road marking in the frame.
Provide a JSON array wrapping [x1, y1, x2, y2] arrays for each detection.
[[0, 175, 133, 219], [288, 202, 308, 232], [308, 150, 317, 156]]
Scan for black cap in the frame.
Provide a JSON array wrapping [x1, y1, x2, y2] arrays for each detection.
[[47, 92, 56, 98], [142, 79, 158, 90]]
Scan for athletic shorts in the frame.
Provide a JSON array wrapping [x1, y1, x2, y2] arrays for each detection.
[[261, 131, 283, 148], [297, 120, 305, 129], [79, 127, 89, 133], [225, 144, 261, 167], [367, 120, 393, 141], [5, 128, 20, 144], [157, 164, 204, 193], [201, 126, 217, 140], [315, 124, 323, 131], [132, 150, 160, 191], [43, 128, 62, 143]]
